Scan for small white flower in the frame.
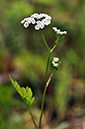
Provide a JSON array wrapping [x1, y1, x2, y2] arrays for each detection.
[[52, 62, 59, 67], [35, 25, 40, 30], [52, 27, 58, 31], [52, 57, 60, 68], [21, 13, 51, 30], [37, 13, 44, 19], [62, 31, 67, 34], [24, 22, 29, 28], [21, 19, 25, 24], [53, 57, 59, 62], [52, 27, 67, 35], [42, 19, 51, 26], [31, 18, 36, 24], [35, 21, 45, 30], [43, 14, 52, 20], [40, 23, 45, 29], [31, 13, 38, 18]]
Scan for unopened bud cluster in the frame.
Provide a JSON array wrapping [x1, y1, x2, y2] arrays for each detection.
[[21, 13, 52, 30]]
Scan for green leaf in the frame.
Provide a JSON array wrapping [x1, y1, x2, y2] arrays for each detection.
[[30, 97, 35, 105], [9, 75, 35, 107]]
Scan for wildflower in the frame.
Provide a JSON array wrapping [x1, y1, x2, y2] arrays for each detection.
[[42, 19, 51, 26], [52, 57, 60, 68], [36, 21, 45, 29], [21, 13, 52, 30], [31, 13, 39, 19], [23, 22, 29, 28], [52, 27, 67, 35], [53, 57, 59, 62]]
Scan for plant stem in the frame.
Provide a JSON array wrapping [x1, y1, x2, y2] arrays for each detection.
[[41, 30, 50, 51], [28, 107, 38, 129], [39, 32, 64, 129], [45, 52, 51, 84], [23, 100, 38, 129], [50, 36, 65, 53], [39, 72, 54, 129], [39, 50, 51, 129]]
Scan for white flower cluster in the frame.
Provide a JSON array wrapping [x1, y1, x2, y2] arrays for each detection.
[[21, 13, 52, 30], [52, 57, 59, 67], [52, 27, 67, 35]]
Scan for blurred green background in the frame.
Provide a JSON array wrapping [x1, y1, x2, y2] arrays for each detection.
[[0, 0, 85, 129]]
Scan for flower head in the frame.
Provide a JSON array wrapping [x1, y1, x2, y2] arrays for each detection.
[[52, 27, 67, 35], [21, 13, 52, 30]]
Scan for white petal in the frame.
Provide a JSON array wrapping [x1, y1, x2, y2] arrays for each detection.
[[53, 63, 59, 67], [40, 24, 44, 29], [23, 22, 29, 28], [21, 19, 25, 24], [52, 61, 59, 67], [31, 18, 36, 24], [31, 13, 39, 18], [36, 20, 41, 24], [45, 15, 52, 20], [38, 14, 43, 19], [43, 14, 51, 19], [32, 20, 36, 24], [52, 27, 58, 32], [63, 31, 67, 34], [53, 57, 59, 62], [43, 19, 51, 25], [35, 25, 40, 30]]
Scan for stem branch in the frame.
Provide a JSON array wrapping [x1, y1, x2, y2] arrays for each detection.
[[41, 31, 50, 51], [50, 36, 65, 52]]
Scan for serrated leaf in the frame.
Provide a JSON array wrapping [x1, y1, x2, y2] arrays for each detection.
[[9, 75, 35, 107]]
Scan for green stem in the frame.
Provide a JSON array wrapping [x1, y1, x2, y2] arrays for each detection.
[[45, 52, 51, 84], [39, 72, 54, 129], [39, 51, 51, 129], [41, 30, 50, 51], [39, 33, 64, 129], [28, 107, 38, 129], [39, 30, 51, 129], [23, 100, 38, 129], [50, 36, 65, 53]]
